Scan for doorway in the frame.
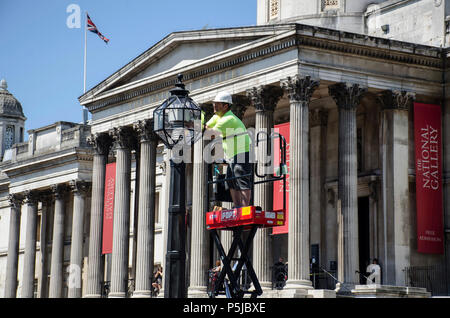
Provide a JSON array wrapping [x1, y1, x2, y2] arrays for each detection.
[[358, 196, 370, 284]]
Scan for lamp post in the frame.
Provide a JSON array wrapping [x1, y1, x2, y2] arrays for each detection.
[[153, 74, 202, 298]]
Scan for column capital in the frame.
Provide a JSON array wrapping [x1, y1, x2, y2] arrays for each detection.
[[133, 120, 158, 143], [309, 108, 329, 127], [328, 82, 367, 111], [51, 184, 68, 200], [246, 85, 283, 113], [379, 90, 416, 111], [23, 190, 39, 205], [109, 126, 138, 151], [8, 194, 22, 209], [280, 75, 319, 103], [231, 95, 250, 120], [69, 180, 91, 195], [87, 132, 113, 156]]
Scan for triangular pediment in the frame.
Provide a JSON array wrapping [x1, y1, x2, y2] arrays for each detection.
[[79, 25, 295, 105]]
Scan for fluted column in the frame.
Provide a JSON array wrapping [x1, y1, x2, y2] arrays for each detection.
[[109, 126, 136, 298], [85, 133, 112, 298], [21, 191, 39, 298], [280, 75, 320, 291], [247, 86, 283, 289], [38, 195, 52, 298], [49, 184, 68, 298], [4, 194, 22, 298], [68, 180, 90, 298], [379, 90, 415, 286], [188, 104, 214, 297], [133, 120, 158, 298], [329, 82, 367, 291]]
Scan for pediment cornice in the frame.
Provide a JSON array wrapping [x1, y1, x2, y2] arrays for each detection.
[[80, 23, 444, 112]]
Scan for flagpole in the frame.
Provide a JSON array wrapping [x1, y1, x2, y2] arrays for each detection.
[[83, 11, 88, 124]]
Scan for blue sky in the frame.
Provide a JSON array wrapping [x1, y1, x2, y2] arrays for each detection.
[[0, 0, 256, 136]]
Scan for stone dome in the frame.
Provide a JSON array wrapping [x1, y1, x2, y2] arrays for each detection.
[[0, 79, 25, 118]]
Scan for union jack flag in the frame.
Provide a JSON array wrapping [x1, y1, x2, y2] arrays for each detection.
[[87, 13, 109, 44]]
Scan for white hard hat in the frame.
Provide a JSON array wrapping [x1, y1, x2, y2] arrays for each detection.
[[213, 91, 233, 104]]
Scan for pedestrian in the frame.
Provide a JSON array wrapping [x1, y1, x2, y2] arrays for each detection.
[[366, 258, 381, 284], [152, 265, 163, 295]]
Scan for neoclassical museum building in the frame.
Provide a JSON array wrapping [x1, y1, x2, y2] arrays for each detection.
[[1, 0, 449, 298]]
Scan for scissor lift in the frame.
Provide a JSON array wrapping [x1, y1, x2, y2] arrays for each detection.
[[205, 131, 288, 298]]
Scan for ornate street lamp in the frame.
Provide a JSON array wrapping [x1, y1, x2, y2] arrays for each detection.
[[153, 74, 201, 298]]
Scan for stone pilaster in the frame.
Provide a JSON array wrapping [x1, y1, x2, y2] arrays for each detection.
[[379, 90, 415, 285], [328, 82, 367, 292], [133, 120, 158, 298], [247, 85, 283, 289], [109, 126, 136, 298], [85, 132, 112, 298], [49, 184, 68, 298], [21, 191, 39, 298], [68, 180, 90, 298], [280, 75, 319, 292], [309, 109, 329, 265], [188, 104, 213, 298], [4, 194, 22, 298]]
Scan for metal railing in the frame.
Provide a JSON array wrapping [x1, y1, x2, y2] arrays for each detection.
[[404, 264, 449, 296]]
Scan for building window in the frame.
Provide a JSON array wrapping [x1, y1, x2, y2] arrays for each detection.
[[269, 0, 280, 20], [155, 192, 160, 224], [322, 0, 340, 11], [5, 125, 15, 150], [20, 127, 24, 143]]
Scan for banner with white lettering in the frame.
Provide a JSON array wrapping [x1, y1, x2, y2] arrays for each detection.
[[102, 162, 116, 254], [414, 103, 444, 254], [272, 122, 290, 235]]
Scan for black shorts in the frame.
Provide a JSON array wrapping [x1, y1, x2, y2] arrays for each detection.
[[225, 152, 253, 190]]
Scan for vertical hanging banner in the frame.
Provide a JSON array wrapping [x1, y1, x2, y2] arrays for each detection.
[[414, 103, 444, 254], [273, 122, 290, 235], [102, 162, 116, 254]]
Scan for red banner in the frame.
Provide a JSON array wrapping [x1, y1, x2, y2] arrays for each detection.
[[272, 122, 290, 235], [102, 162, 116, 254], [414, 103, 444, 254]]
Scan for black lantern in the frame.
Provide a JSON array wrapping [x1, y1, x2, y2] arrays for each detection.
[[153, 74, 201, 298], [153, 74, 202, 149]]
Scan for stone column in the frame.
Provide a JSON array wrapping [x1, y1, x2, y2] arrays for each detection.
[[247, 86, 283, 289], [329, 82, 367, 292], [4, 194, 22, 298], [280, 75, 319, 293], [85, 133, 112, 298], [188, 104, 214, 297], [68, 180, 90, 298], [38, 195, 52, 298], [21, 191, 39, 298], [109, 126, 136, 298], [133, 120, 158, 298], [49, 184, 67, 298], [379, 90, 415, 286]]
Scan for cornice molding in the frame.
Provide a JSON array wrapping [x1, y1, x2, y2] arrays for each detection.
[[82, 24, 443, 113]]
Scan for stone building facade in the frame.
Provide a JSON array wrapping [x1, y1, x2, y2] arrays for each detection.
[[1, 0, 449, 298]]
